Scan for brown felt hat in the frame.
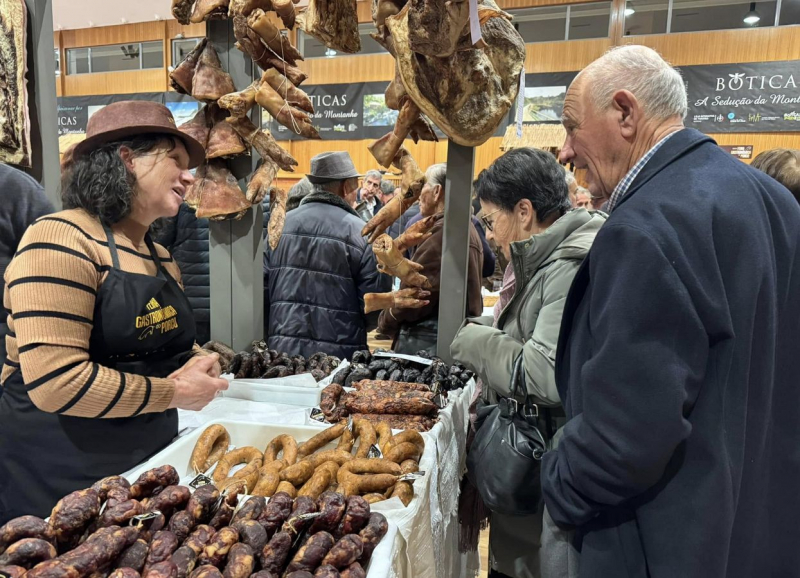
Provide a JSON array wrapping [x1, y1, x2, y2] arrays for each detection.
[[72, 101, 205, 169]]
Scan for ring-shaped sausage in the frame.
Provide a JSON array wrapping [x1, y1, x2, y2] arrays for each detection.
[[190, 425, 231, 474], [263, 435, 298, 466], [212, 447, 263, 483]]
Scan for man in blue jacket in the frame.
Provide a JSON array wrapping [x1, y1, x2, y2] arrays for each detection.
[[541, 45, 800, 578], [264, 152, 391, 358]]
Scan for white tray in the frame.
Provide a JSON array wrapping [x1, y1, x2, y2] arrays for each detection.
[[125, 419, 397, 578], [222, 379, 322, 407]]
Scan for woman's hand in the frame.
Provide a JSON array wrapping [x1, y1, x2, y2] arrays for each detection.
[[169, 352, 222, 380], [168, 355, 229, 411]]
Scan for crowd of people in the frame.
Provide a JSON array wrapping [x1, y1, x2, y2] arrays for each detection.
[[0, 44, 799, 578]]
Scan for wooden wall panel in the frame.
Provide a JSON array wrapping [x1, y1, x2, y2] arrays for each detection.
[[61, 21, 164, 48], [298, 53, 395, 84], [525, 38, 612, 72], [164, 20, 206, 39], [63, 69, 167, 96], [622, 26, 800, 65]]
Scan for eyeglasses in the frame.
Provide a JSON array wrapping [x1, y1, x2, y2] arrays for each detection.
[[480, 207, 503, 232]]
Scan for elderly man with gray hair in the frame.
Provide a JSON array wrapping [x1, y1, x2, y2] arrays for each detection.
[[356, 169, 384, 217], [541, 45, 800, 578]]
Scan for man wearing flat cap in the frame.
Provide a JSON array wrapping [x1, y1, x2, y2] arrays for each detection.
[[264, 152, 391, 358]]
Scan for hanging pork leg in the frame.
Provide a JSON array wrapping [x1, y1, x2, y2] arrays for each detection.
[[247, 9, 304, 65], [247, 158, 279, 204], [255, 82, 320, 139], [186, 161, 253, 221], [228, 0, 272, 17], [407, 0, 470, 58], [170, 38, 207, 94], [261, 69, 314, 114], [178, 106, 211, 151], [394, 215, 436, 253], [172, 0, 196, 25], [218, 83, 259, 118], [206, 107, 248, 159], [192, 41, 236, 102], [364, 288, 431, 314], [372, 235, 431, 289], [267, 186, 288, 250], [272, 0, 296, 29], [191, 0, 231, 22], [297, 0, 361, 53], [226, 115, 298, 171], [368, 98, 419, 168], [233, 16, 308, 86]]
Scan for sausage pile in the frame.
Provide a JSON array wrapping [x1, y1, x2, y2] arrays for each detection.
[[200, 341, 341, 383], [191, 422, 424, 509], [0, 463, 389, 578], [332, 349, 474, 393]]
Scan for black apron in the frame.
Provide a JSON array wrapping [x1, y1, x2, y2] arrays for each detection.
[[0, 226, 196, 523]]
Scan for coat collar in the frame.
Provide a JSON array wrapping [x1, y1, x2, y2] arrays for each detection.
[[614, 128, 714, 212], [301, 188, 359, 218]]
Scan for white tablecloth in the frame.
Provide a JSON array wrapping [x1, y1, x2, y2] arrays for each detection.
[[174, 381, 480, 578]]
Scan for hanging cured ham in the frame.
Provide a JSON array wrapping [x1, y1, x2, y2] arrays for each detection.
[[192, 41, 237, 101], [0, 0, 31, 166], [186, 161, 252, 220], [297, 0, 360, 54]]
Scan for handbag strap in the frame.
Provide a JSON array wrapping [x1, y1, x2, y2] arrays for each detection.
[[510, 354, 539, 419]]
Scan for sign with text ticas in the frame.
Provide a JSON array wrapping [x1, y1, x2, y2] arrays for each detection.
[[681, 60, 800, 133]]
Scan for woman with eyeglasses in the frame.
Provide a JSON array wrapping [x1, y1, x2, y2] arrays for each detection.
[[451, 147, 605, 578], [376, 163, 484, 355]]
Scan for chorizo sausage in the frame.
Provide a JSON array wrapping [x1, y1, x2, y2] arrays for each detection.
[[309, 493, 346, 535], [230, 521, 266, 554], [389, 482, 413, 507], [299, 451, 352, 470], [338, 563, 365, 578], [383, 431, 424, 456], [319, 535, 362, 571], [198, 527, 239, 567], [297, 423, 347, 460], [357, 513, 388, 565], [186, 487, 221, 524], [183, 526, 216, 557], [108, 569, 141, 578], [190, 426, 231, 474], [280, 497, 317, 539], [297, 468, 332, 500], [212, 448, 263, 484], [0, 516, 55, 554], [350, 421, 377, 459], [0, 538, 57, 569], [258, 532, 291, 575], [231, 497, 265, 525], [262, 435, 298, 466], [333, 498, 370, 541], [0, 566, 28, 578], [256, 493, 293, 537], [312, 567, 340, 578], [374, 423, 392, 454], [98, 500, 145, 528], [147, 487, 192, 516], [48, 489, 101, 547], [284, 532, 334, 574], [91, 477, 132, 503], [144, 532, 179, 571], [143, 561, 178, 578], [130, 467, 180, 499], [221, 543, 254, 578], [278, 462, 315, 487], [274, 482, 296, 499], [170, 546, 197, 578], [167, 512, 195, 544], [384, 442, 422, 465], [115, 539, 149, 573], [188, 565, 223, 578]]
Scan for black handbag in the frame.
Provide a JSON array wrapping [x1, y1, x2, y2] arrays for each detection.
[[467, 355, 548, 517]]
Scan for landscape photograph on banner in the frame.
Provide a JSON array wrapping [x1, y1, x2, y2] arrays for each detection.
[[523, 85, 567, 123], [363, 93, 399, 127], [168, 101, 200, 127]]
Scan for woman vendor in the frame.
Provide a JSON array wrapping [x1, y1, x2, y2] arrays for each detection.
[[0, 101, 228, 523]]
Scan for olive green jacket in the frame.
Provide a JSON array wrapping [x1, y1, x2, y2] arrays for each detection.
[[452, 208, 606, 406]]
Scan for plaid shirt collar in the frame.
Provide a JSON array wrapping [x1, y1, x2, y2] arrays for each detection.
[[606, 131, 681, 212]]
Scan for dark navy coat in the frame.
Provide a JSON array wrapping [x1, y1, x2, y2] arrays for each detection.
[[264, 190, 391, 358], [542, 129, 800, 578]]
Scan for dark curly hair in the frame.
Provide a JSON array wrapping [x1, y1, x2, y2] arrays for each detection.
[[474, 147, 571, 224], [62, 135, 177, 226]]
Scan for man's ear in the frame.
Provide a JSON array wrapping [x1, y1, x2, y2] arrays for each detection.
[[612, 89, 639, 140]]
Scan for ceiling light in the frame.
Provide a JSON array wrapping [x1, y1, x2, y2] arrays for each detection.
[[743, 2, 760, 24], [325, 48, 336, 58], [625, 7, 635, 16]]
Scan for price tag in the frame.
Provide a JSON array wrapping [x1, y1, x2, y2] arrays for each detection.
[[434, 393, 446, 409], [367, 444, 384, 459], [346, 415, 354, 432], [398, 471, 426, 482], [373, 352, 434, 366], [189, 474, 214, 489], [98, 499, 109, 518], [309, 408, 327, 423], [129, 510, 162, 529]]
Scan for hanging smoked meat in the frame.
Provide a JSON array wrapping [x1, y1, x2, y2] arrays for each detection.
[[247, 10, 303, 66], [247, 158, 279, 205], [179, 106, 211, 151], [172, 0, 196, 25], [260, 69, 314, 114], [226, 115, 298, 172], [170, 38, 207, 95], [192, 41, 236, 102], [218, 83, 259, 119], [185, 161, 252, 221], [385, 1, 525, 146], [297, 0, 360, 54], [0, 0, 31, 166], [191, 0, 231, 22], [254, 82, 319, 140], [407, 0, 470, 58], [233, 15, 308, 86], [206, 107, 248, 159]]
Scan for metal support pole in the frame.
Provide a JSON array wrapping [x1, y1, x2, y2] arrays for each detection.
[[437, 142, 475, 363], [24, 0, 60, 207], [207, 20, 264, 350]]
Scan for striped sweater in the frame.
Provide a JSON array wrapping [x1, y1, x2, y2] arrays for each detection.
[[2, 209, 183, 418]]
